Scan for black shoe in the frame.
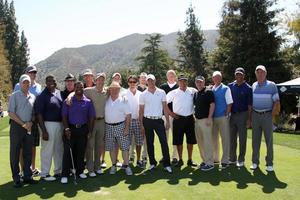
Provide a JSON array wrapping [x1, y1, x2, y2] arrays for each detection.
[[187, 159, 197, 167], [199, 162, 205, 168], [23, 179, 38, 185], [13, 181, 23, 188], [54, 173, 61, 178], [220, 163, 229, 169], [175, 159, 184, 167], [171, 158, 178, 165], [200, 164, 214, 171], [159, 158, 164, 164]]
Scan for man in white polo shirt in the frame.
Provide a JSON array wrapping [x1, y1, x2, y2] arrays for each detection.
[[167, 75, 198, 167], [139, 74, 172, 173], [105, 81, 132, 175]]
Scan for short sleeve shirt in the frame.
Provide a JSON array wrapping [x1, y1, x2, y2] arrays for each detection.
[[105, 96, 131, 123], [194, 87, 215, 119], [139, 88, 166, 117]]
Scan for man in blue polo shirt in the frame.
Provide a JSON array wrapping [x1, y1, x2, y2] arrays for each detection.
[[251, 65, 280, 172], [228, 68, 252, 167]]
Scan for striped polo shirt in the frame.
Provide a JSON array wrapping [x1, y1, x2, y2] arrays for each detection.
[[252, 80, 279, 112]]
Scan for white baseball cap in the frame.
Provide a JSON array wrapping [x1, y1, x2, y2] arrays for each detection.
[[146, 74, 156, 81], [255, 65, 267, 72], [212, 71, 222, 77]]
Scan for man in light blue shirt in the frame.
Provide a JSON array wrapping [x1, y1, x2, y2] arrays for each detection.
[[251, 65, 280, 172]]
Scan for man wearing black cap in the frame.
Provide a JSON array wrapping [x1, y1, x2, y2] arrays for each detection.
[[61, 73, 76, 101], [166, 75, 197, 167], [228, 67, 252, 167]]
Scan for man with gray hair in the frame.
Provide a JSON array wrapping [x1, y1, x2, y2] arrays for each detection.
[[8, 74, 38, 187], [250, 65, 280, 172]]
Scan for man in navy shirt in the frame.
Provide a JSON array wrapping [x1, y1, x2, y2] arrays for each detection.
[[228, 68, 252, 167], [61, 81, 96, 184], [35, 75, 64, 181]]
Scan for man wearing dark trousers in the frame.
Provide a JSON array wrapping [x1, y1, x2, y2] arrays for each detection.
[[8, 74, 38, 188], [139, 74, 172, 173], [61, 81, 96, 184]]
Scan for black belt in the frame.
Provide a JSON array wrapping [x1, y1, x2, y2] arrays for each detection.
[[105, 121, 124, 126], [254, 110, 272, 115], [176, 114, 193, 119], [69, 123, 87, 129], [96, 117, 104, 120]]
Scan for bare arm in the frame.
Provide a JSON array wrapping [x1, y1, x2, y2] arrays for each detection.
[[9, 112, 32, 131], [37, 114, 49, 141], [206, 103, 215, 126], [163, 101, 170, 129], [124, 114, 131, 135]]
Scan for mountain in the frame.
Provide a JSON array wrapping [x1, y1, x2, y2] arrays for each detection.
[[36, 30, 219, 83]]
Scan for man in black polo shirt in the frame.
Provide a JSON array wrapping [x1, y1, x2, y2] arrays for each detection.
[[35, 75, 64, 181], [160, 69, 179, 164], [193, 76, 215, 171]]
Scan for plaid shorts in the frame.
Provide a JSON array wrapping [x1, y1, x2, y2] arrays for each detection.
[[105, 122, 130, 151], [129, 119, 144, 146], [31, 122, 40, 146]]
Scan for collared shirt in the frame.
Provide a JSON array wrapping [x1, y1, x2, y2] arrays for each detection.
[[35, 88, 63, 122], [137, 85, 147, 92], [84, 87, 107, 118], [228, 81, 252, 113], [61, 89, 74, 101], [252, 80, 279, 111], [14, 82, 42, 97], [160, 82, 178, 111], [139, 88, 166, 117], [212, 83, 233, 105], [167, 87, 197, 116], [62, 95, 96, 125], [8, 90, 36, 122], [126, 89, 142, 119], [194, 87, 215, 119], [105, 96, 131, 123]]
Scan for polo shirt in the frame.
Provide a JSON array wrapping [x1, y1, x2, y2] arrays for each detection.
[[62, 95, 96, 125], [137, 85, 147, 92], [14, 82, 42, 97], [84, 87, 107, 118], [166, 87, 197, 116], [105, 96, 131, 123], [126, 89, 142, 119], [160, 82, 178, 111], [252, 80, 279, 111], [61, 89, 74, 101], [8, 90, 36, 122], [35, 88, 63, 122], [194, 87, 215, 119], [139, 88, 166, 117], [228, 81, 252, 113]]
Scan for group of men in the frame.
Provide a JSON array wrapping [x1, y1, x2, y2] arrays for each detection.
[[8, 64, 279, 188]]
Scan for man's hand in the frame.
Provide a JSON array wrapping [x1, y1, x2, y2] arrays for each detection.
[[42, 131, 49, 141], [87, 132, 92, 138], [170, 112, 179, 119], [206, 117, 212, 126], [165, 121, 170, 130], [64, 129, 71, 140], [24, 121, 32, 132]]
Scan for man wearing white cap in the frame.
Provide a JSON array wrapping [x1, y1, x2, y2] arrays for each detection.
[[250, 65, 280, 172], [139, 74, 172, 173], [8, 74, 38, 187], [82, 68, 95, 88], [212, 71, 233, 169]]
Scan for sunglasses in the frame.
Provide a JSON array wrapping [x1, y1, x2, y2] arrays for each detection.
[[28, 71, 37, 74], [128, 81, 137, 84]]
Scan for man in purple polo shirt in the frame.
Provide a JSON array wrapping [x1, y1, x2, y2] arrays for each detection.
[[61, 81, 96, 184]]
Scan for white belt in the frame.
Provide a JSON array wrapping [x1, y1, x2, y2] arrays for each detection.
[[144, 116, 162, 120]]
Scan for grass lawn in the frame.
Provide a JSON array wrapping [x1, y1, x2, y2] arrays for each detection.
[[0, 116, 299, 200]]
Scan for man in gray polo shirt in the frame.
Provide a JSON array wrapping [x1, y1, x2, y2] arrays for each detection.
[[8, 74, 38, 187], [251, 65, 280, 172]]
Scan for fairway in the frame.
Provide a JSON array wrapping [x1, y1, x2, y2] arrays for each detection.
[[0, 117, 299, 200]]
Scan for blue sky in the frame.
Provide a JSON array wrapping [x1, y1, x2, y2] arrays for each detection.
[[13, 0, 298, 64]]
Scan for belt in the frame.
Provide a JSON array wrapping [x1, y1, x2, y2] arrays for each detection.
[[144, 116, 162, 120], [69, 123, 87, 128], [105, 121, 124, 126], [176, 114, 193, 119], [254, 110, 272, 115], [96, 117, 104, 120]]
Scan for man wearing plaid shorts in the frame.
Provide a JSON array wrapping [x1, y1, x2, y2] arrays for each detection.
[[105, 81, 133, 175], [126, 75, 144, 168]]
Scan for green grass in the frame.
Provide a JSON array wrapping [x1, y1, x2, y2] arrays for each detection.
[[0, 117, 300, 199]]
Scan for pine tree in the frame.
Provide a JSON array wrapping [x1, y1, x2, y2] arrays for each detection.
[[136, 33, 173, 84], [177, 5, 207, 80], [18, 30, 29, 73]]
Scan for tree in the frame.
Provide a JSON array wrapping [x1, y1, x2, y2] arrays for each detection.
[[136, 33, 173, 84], [212, 0, 291, 84], [18, 30, 29, 73], [177, 5, 207, 80]]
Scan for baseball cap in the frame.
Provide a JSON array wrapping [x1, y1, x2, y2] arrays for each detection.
[[195, 75, 205, 81], [178, 74, 188, 81], [109, 81, 121, 88], [112, 72, 121, 78], [25, 65, 37, 73], [19, 74, 31, 83], [212, 71, 222, 77], [96, 72, 106, 80], [64, 73, 76, 81], [82, 68, 93, 76], [255, 65, 267, 72], [235, 67, 245, 75], [146, 74, 156, 81]]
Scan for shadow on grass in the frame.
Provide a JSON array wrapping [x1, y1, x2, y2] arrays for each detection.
[[0, 165, 288, 199]]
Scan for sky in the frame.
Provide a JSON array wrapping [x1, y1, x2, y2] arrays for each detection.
[[13, 0, 299, 65]]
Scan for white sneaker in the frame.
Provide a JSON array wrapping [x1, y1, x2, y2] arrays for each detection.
[[88, 172, 96, 177], [236, 162, 244, 167], [110, 166, 117, 175], [96, 169, 104, 175], [116, 161, 122, 168], [100, 161, 107, 168], [266, 166, 274, 172], [79, 173, 87, 179], [149, 164, 156, 171], [125, 167, 133, 176], [250, 163, 258, 170], [164, 166, 172, 174], [61, 177, 68, 184], [42, 175, 56, 182]]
